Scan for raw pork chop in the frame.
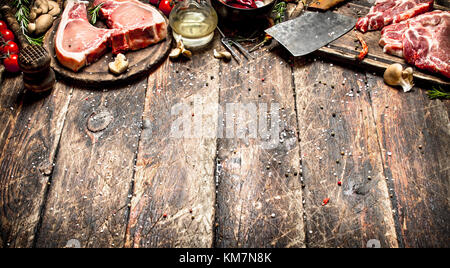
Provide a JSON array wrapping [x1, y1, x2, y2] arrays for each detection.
[[55, 0, 114, 72], [356, 0, 434, 32], [93, 0, 168, 54], [380, 11, 450, 78]]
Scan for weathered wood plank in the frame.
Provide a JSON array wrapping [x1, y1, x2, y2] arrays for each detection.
[[293, 59, 398, 248], [125, 43, 220, 248], [214, 49, 305, 248], [368, 74, 450, 248], [0, 78, 73, 247], [35, 80, 147, 248]]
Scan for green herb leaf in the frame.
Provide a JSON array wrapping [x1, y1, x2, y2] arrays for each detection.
[[427, 87, 450, 100], [89, 3, 105, 25]]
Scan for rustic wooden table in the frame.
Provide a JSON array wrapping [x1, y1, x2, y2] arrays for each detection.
[[0, 18, 449, 248]]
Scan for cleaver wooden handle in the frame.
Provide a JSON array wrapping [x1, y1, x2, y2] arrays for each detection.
[[309, 0, 347, 10]]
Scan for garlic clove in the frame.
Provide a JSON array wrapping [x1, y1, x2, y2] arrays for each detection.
[[169, 48, 182, 59], [182, 48, 192, 58], [109, 53, 129, 75]]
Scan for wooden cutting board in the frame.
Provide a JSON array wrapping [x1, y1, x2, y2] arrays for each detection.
[[44, 18, 173, 87], [315, 1, 450, 87]]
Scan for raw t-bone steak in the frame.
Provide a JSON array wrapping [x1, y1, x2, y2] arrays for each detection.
[[380, 11, 450, 78], [356, 0, 434, 32], [55, 0, 114, 72], [93, 0, 168, 54]]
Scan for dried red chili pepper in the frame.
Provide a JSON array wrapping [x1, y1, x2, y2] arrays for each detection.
[[322, 198, 330, 206], [356, 34, 368, 61]]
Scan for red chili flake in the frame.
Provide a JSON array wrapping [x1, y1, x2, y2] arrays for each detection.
[[337, 181, 342, 186], [356, 34, 368, 61], [163, 213, 167, 218], [322, 198, 330, 206], [261, 78, 265, 82], [192, 113, 195, 117]]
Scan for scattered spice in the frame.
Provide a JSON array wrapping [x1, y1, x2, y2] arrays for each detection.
[[322, 198, 330, 206], [337, 181, 342, 186]]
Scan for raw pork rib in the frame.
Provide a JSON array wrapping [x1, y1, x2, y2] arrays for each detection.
[[356, 0, 433, 32], [93, 0, 168, 54], [55, 0, 114, 72], [380, 11, 450, 78]]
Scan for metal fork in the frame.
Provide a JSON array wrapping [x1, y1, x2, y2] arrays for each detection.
[[217, 27, 253, 63]]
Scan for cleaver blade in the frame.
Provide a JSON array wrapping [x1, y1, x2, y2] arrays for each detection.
[[265, 11, 357, 57]]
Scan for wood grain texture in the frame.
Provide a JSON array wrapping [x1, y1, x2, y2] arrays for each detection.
[[316, 3, 450, 86], [293, 59, 398, 248], [44, 19, 172, 87], [214, 49, 305, 248], [125, 43, 220, 248], [0, 77, 73, 248], [35, 79, 147, 248], [368, 74, 450, 247]]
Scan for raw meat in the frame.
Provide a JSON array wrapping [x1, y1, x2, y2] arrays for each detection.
[[380, 11, 450, 78], [356, 0, 434, 32], [93, 0, 168, 54], [55, 0, 114, 72]]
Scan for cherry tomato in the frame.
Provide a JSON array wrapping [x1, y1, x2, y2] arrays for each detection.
[[0, 29, 14, 43], [0, 20, 8, 31], [3, 54, 20, 73], [159, 0, 173, 17], [149, 0, 160, 5], [2, 41, 19, 55]]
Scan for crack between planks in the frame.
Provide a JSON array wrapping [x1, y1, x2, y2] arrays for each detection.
[[32, 85, 75, 248], [212, 62, 223, 249], [122, 78, 150, 248], [365, 74, 405, 248], [290, 59, 309, 248]]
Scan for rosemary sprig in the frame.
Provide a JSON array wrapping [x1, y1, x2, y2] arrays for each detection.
[[89, 3, 104, 25], [12, 0, 44, 46], [25, 34, 44, 46], [427, 87, 450, 100], [273, 1, 287, 24]]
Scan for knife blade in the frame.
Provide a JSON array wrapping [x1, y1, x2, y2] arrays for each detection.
[[265, 11, 356, 57]]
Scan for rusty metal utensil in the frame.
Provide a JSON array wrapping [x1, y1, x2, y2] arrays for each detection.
[[217, 27, 253, 63]]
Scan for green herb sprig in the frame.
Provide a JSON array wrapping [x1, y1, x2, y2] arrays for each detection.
[[427, 87, 450, 100], [89, 3, 104, 25], [12, 0, 44, 46]]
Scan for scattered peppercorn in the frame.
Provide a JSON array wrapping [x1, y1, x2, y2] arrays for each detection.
[[338, 181, 342, 186]]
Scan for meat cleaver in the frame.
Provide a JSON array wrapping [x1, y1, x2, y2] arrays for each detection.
[[265, 11, 356, 57]]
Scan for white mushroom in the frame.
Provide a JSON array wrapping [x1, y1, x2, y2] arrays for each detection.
[[109, 54, 129, 75], [34, 14, 54, 35], [48, 1, 61, 16], [383, 63, 414, 92]]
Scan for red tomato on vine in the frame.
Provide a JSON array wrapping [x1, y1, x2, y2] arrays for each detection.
[[0, 29, 14, 43], [0, 20, 8, 31], [159, 0, 174, 16], [2, 41, 19, 55], [3, 54, 20, 73]]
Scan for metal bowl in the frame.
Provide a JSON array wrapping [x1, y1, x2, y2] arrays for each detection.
[[211, 0, 277, 24]]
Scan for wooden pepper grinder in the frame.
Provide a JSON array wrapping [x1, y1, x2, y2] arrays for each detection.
[[19, 45, 56, 93], [1, 5, 55, 93]]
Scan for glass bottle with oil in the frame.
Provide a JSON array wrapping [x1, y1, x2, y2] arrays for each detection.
[[169, 0, 218, 48]]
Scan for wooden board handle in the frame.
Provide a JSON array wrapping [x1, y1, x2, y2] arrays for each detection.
[[309, 0, 347, 10]]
